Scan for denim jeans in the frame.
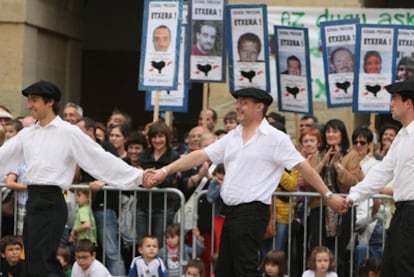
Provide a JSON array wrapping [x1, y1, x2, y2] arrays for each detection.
[[261, 222, 289, 258], [94, 209, 125, 275], [136, 208, 174, 246]]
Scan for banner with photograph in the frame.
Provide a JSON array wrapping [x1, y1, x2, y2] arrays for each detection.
[[226, 4, 270, 92], [320, 19, 359, 108], [146, 5, 189, 112], [138, 0, 182, 91], [353, 24, 397, 113], [275, 26, 312, 114], [394, 26, 414, 82], [189, 0, 225, 82], [266, 7, 414, 105]]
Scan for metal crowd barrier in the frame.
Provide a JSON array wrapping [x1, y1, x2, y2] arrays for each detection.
[[0, 183, 393, 277]]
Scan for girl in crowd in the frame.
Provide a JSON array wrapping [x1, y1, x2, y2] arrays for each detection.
[[306, 119, 363, 277], [108, 124, 129, 159], [302, 246, 337, 277], [374, 123, 400, 160], [184, 259, 205, 277], [260, 249, 287, 277]]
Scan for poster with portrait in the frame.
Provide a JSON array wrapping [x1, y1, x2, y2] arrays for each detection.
[[275, 26, 312, 114], [146, 5, 189, 112], [138, 0, 182, 91], [394, 26, 414, 83], [353, 24, 397, 113], [320, 19, 359, 108], [225, 4, 270, 92], [189, 0, 225, 82]]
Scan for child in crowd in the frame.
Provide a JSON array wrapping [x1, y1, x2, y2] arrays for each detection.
[[72, 239, 112, 276], [302, 246, 338, 277], [0, 235, 25, 277], [184, 259, 205, 277], [206, 164, 225, 254], [159, 223, 205, 277], [70, 189, 97, 245], [357, 256, 381, 277], [5, 163, 28, 236], [128, 235, 167, 277], [260, 250, 287, 277], [223, 111, 238, 132], [57, 244, 73, 277], [3, 119, 23, 141]]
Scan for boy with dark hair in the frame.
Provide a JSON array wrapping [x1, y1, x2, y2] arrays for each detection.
[[0, 235, 25, 277], [71, 239, 111, 276], [128, 235, 167, 277]]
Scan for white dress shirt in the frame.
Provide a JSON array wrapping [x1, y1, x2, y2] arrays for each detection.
[[0, 116, 142, 190], [349, 120, 414, 203], [204, 119, 304, 205]]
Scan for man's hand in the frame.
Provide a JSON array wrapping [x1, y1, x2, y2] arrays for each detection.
[[326, 194, 349, 214], [89, 180, 105, 192], [344, 197, 354, 209], [143, 168, 166, 189]]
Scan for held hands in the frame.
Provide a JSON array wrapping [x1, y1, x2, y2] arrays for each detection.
[[143, 168, 166, 189], [326, 194, 349, 214]]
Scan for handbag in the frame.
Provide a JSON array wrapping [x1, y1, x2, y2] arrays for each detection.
[[174, 164, 217, 231], [2, 188, 15, 218]]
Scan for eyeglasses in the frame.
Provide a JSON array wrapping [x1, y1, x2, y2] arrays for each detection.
[[75, 255, 91, 261], [352, 140, 367, 146]]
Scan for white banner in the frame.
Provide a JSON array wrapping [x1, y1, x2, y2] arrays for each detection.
[[267, 7, 414, 103]]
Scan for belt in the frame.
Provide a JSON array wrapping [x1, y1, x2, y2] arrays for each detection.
[[222, 201, 268, 215], [28, 184, 61, 193], [395, 200, 414, 209]]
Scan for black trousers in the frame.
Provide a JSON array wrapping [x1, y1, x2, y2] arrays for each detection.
[[24, 185, 67, 277], [381, 201, 414, 277], [215, 201, 269, 277]]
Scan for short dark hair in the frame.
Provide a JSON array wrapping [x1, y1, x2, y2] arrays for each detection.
[[352, 126, 374, 144], [125, 131, 147, 151], [74, 239, 96, 254], [300, 114, 318, 123], [237, 33, 262, 54], [4, 119, 23, 133], [0, 235, 23, 253]]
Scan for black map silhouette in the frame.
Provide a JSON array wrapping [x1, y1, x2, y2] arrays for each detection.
[[151, 61, 166, 73], [366, 84, 381, 97], [335, 81, 351, 93], [240, 70, 256, 83], [286, 86, 300, 99], [197, 64, 212, 76]]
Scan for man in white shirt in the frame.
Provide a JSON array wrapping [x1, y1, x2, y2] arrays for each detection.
[[346, 79, 414, 276], [0, 80, 143, 277], [144, 87, 346, 277]]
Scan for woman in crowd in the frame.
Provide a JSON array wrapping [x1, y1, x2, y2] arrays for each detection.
[[137, 120, 180, 245], [374, 123, 400, 160], [108, 124, 129, 159], [305, 119, 364, 277]]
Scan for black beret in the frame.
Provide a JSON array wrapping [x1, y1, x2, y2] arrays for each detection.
[[22, 80, 61, 102], [385, 79, 414, 95], [232, 87, 273, 106]]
